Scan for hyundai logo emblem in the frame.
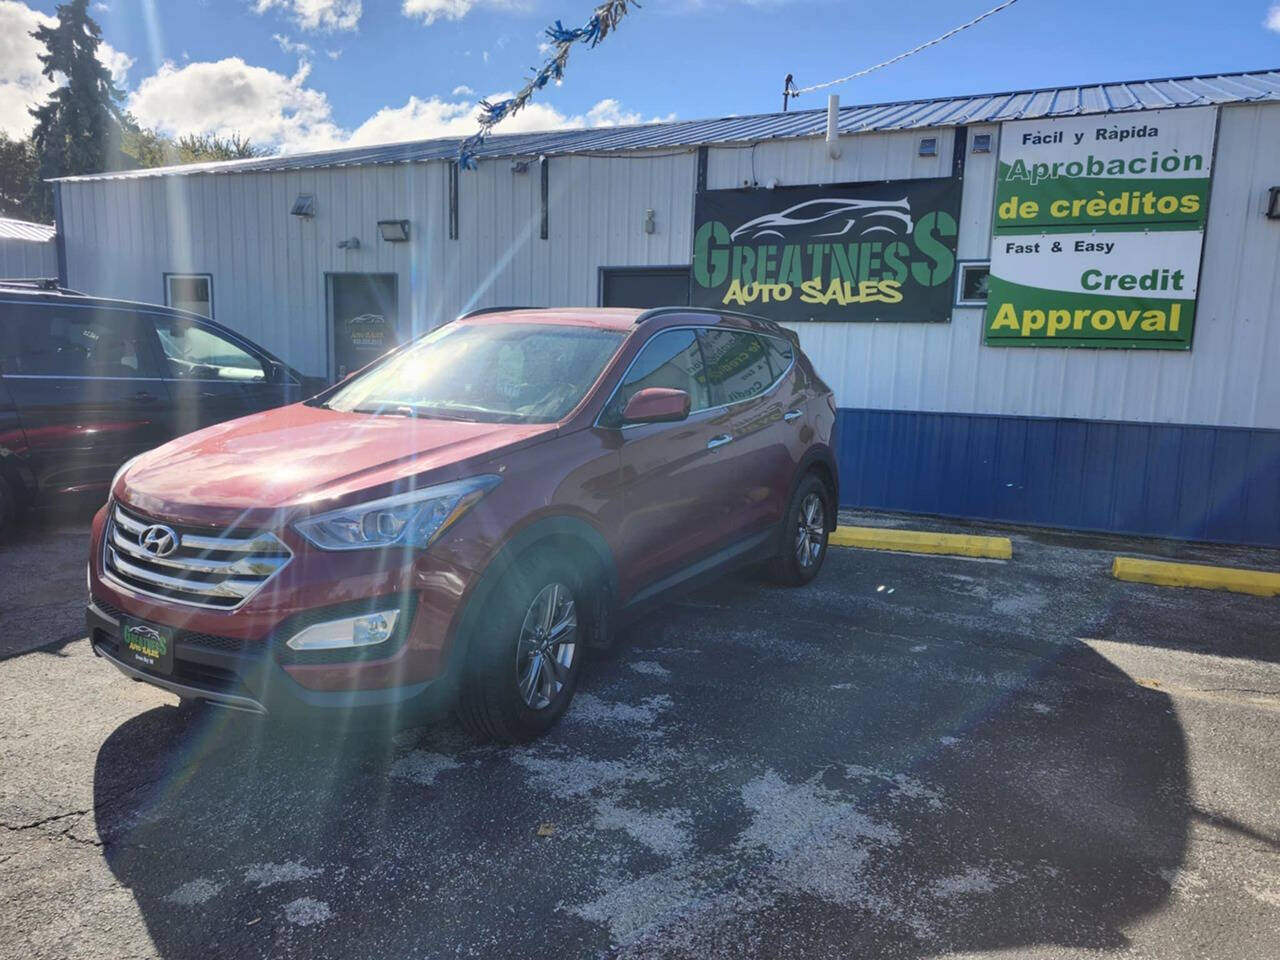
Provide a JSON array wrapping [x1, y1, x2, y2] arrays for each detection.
[[139, 524, 179, 558]]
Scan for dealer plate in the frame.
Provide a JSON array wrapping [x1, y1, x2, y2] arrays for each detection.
[[121, 621, 174, 676]]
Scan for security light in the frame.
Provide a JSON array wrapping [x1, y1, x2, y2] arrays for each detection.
[[377, 219, 410, 242], [918, 137, 938, 157], [290, 194, 315, 218], [1267, 187, 1280, 220]]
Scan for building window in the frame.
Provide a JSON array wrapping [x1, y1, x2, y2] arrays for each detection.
[[164, 273, 213, 318], [955, 262, 990, 307]]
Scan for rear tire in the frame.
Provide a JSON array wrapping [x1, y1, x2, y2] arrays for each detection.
[[456, 550, 591, 743], [0, 474, 16, 539], [768, 472, 831, 586]]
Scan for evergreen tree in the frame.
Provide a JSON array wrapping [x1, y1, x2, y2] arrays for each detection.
[[0, 134, 40, 221], [27, 0, 126, 219]]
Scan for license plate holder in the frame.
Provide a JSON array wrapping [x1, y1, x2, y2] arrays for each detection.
[[121, 621, 174, 676]]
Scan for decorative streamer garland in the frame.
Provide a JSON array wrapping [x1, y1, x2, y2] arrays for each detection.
[[458, 0, 638, 170]]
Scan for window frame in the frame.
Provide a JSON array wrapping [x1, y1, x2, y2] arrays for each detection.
[[595, 324, 796, 431], [163, 272, 215, 319], [954, 261, 991, 308]]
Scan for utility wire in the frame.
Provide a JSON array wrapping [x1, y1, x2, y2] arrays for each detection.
[[791, 0, 1021, 96]]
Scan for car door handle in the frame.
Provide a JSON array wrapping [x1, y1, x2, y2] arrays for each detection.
[[783, 409, 803, 422], [707, 434, 733, 450], [128, 390, 159, 403]]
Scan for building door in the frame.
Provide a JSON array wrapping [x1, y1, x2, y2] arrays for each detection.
[[327, 273, 399, 381], [599, 266, 690, 309]]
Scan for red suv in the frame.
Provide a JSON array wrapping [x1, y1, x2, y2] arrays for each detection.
[[86, 307, 838, 741]]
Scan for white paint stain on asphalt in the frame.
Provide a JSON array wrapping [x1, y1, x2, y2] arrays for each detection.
[[243, 860, 323, 888], [282, 897, 332, 926], [568, 693, 674, 730], [389, 750, 463, 785], [593, 800, 693, 860], [164, 877, 224, 906], [627, 660, 671, 678], [511, 751, 661, 798]]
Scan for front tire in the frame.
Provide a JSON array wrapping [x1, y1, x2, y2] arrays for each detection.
[[456, 551, 590, 743], [768, 472, 831, 586]]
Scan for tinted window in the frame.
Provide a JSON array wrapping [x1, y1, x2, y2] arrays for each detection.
[[152, 317, 267, 382], [325, 322, 624, 424], [602, 329, 710, 427], [0, 304, 162, 378], [698, 330, 774, 406], [763, 335, 794, 379]]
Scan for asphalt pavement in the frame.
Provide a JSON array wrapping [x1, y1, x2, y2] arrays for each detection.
[[1, 509, 1278, 960]]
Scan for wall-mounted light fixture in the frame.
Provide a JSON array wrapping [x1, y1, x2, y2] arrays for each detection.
[[290, 194, 315, 218], [643, 209, 656, 235], [337, 236, 360, 250], [377, 219, 410, 242], [1267, 187, 1280, 220], [511, 160, 530, 174], [918, 137, 938, 157], [971, 133, 992, 154]]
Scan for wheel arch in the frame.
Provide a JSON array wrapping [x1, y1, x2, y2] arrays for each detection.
[[795, 445, 840, 531]]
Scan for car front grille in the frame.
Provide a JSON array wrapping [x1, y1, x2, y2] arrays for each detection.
[[102, 502, 292, 610]]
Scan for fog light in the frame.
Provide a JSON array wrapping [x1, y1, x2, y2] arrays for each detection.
[[286, 610, 400, 651]]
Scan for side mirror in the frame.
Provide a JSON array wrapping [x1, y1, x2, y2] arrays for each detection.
[[622, 387, 690, 424]]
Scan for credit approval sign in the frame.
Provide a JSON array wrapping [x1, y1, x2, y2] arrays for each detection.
[[985, 106, 1217, 349]]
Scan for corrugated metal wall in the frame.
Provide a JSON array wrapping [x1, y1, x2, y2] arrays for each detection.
[[61, 150, 696, 378], [0, 237, 57, 280]]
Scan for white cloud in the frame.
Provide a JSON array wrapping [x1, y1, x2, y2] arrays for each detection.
[[1266, 4, 1280, 32], [451, 84, 475, 97], [127, 57, 343, 151], [0, 0, 134, 138], [272, 33, 314, 56], [254, 0, 361, 32], [401, 0, 475, 24], [325, 48, 342, 59]]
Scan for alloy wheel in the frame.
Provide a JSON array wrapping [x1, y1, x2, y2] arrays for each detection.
[[514, 581, 578, 710], [795, 492, 826, 569]]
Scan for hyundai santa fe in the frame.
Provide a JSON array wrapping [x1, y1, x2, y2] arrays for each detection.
[[86, 306, 838, 741]]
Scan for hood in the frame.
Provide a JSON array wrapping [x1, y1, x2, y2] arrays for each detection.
[[119, 403, 556, 519]]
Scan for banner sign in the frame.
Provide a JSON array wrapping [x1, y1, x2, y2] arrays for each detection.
[[691, 178, 962, 323], [985, 106, 1217, 349]]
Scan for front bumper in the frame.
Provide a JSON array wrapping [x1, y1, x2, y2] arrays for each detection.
[[86, 597, 447, 718]]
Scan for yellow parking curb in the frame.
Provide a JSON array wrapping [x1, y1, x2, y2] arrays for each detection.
[[830, 526, 1013, 560], [1112, 556, 1280, 598]]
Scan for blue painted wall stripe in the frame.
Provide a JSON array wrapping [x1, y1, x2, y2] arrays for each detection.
[[834, 408, 1280, 548]]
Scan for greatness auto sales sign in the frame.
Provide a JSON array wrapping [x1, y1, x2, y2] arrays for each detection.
[[691, 179, 962, 322]]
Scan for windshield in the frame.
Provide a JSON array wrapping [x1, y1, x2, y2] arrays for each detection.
[[322, 322, 625, 423]]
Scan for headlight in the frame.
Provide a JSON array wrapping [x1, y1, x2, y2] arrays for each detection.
[[293, 474, 501, 551]]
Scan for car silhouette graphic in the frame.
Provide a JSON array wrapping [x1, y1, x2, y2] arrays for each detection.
[[729, 197, 913, 242]]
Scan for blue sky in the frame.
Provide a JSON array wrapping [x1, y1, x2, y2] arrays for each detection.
[[4, 0, 1279, 151]]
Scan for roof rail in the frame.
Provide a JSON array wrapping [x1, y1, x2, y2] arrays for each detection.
[[455, 305, 531, 321], [634, 305, 789, 334], [0, 278, 86, 295]]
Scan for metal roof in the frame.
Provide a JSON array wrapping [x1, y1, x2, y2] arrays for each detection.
[[0, 217, 56, 242], [56, 68, 1280, 183]]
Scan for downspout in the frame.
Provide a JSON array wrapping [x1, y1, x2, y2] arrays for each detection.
[[826, 94, 842, 160]]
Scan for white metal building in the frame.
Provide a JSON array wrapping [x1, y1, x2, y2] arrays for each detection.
[[51, 69, 1280, 546], [0, 217, 57, 280]]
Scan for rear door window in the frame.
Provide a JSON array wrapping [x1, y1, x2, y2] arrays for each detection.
[[698, 329, 774, 407], [601, 328, 710, 427], [0, 304, 164, 379], [762, 335, 794, 379]]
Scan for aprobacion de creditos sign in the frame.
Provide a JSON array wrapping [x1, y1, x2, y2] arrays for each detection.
[[985, 105, 1217, 349], [691, 179, 962, 323]]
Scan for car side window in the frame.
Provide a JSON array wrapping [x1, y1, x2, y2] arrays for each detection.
[[763, 335, 794, 380], [150, 315, 268, 382], [0, 304, 163, 379], [601, 329, 710, 427], [698, 329, 775, 407]]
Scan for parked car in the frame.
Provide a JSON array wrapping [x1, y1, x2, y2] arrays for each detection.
[[86, 306, 838, 741], [0, 281, 326, 528]]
